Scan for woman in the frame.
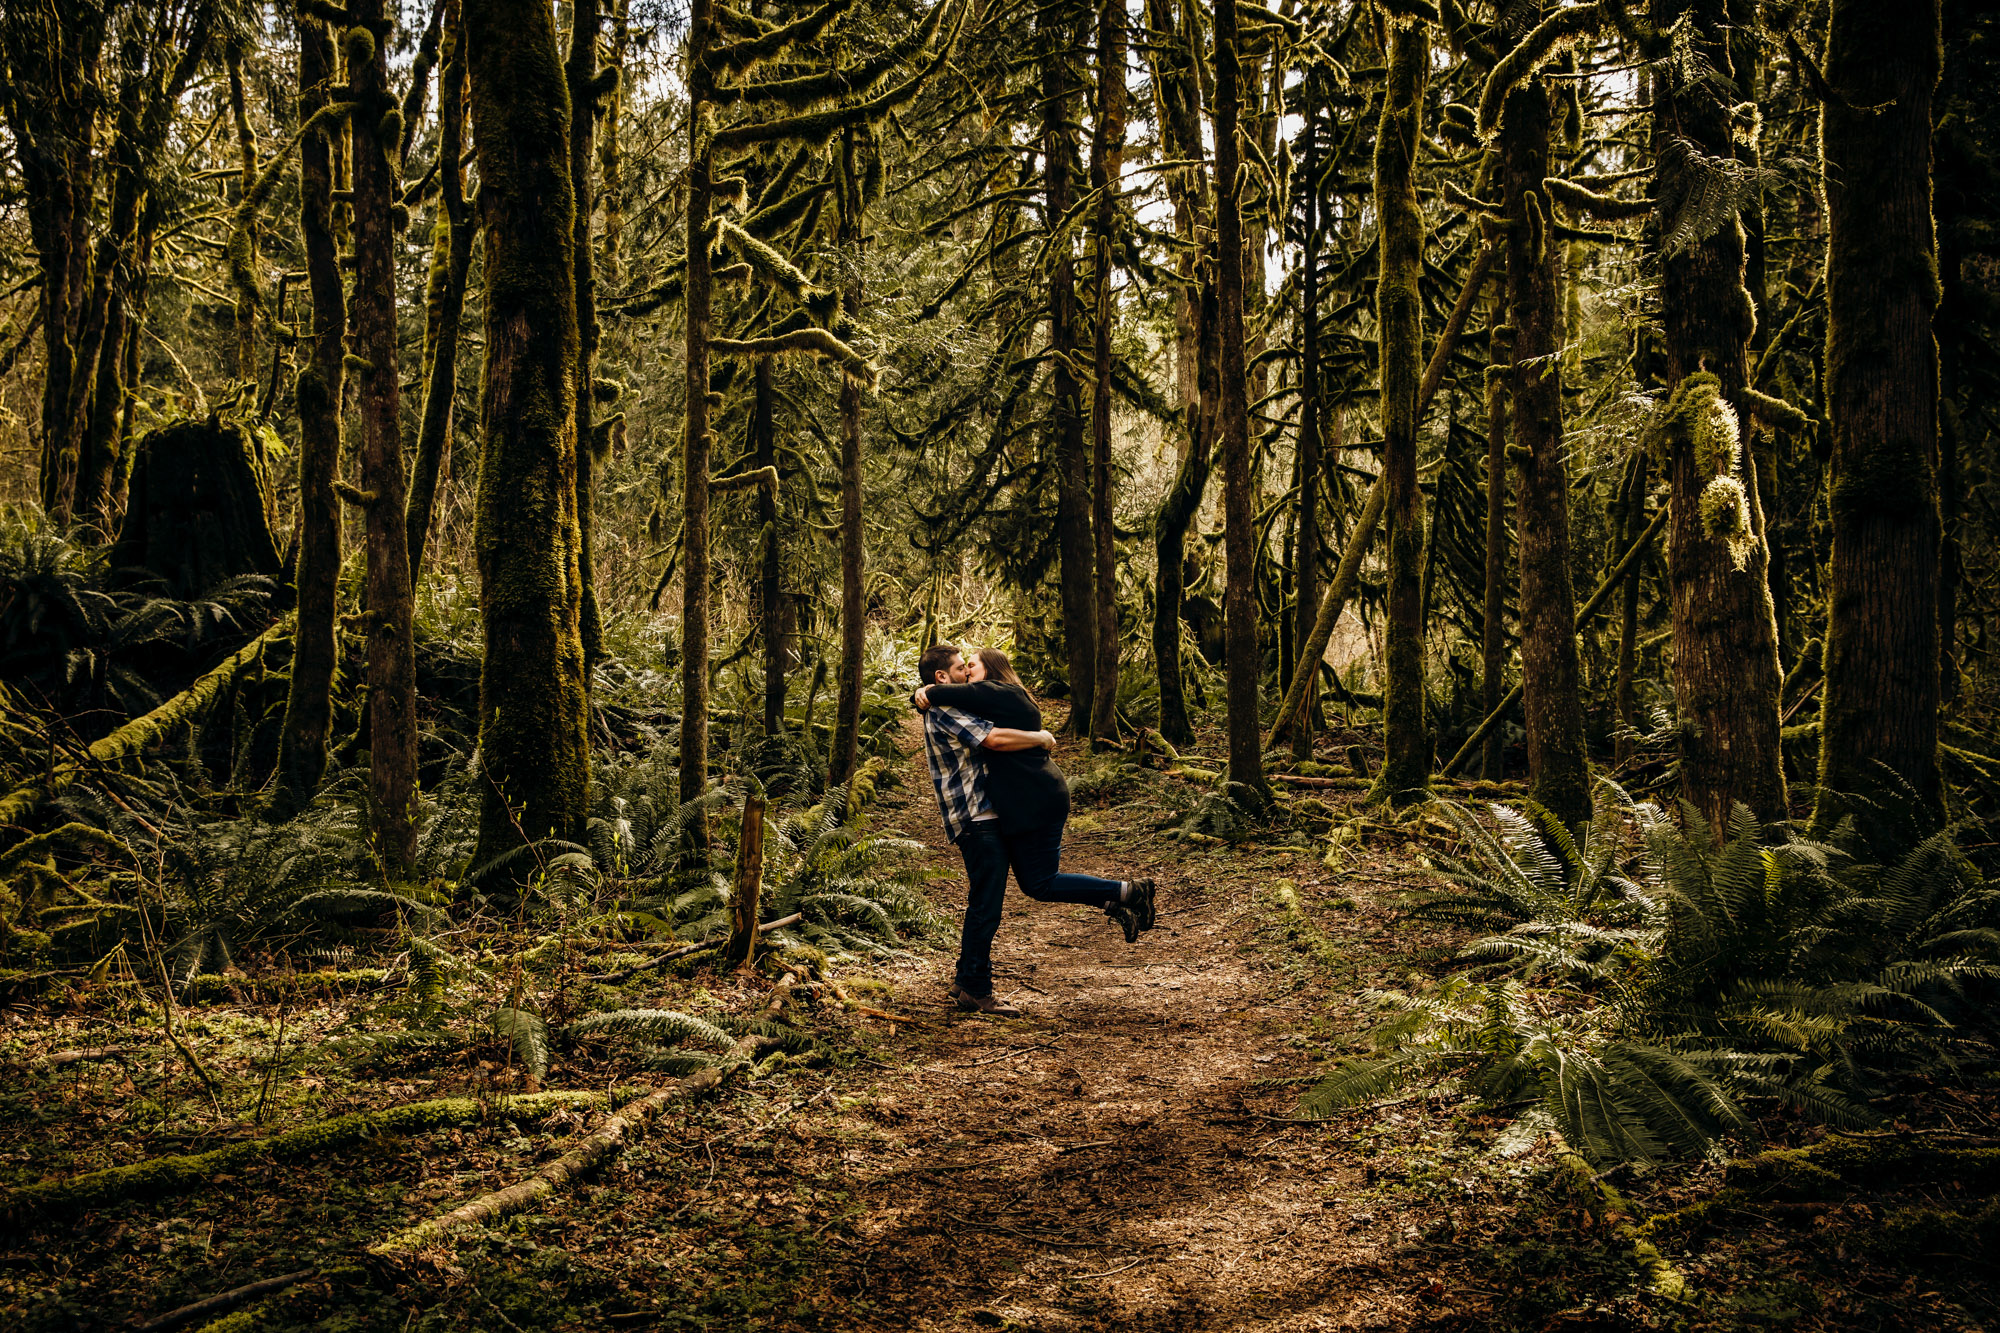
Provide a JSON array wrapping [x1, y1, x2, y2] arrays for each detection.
[[916, 647, 1157, 941]]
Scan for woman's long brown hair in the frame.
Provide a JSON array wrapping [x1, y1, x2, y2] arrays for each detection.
[[974, 646, 1031, 695]]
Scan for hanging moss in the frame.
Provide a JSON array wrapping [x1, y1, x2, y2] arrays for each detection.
[[1699, 475, 1754, 569]]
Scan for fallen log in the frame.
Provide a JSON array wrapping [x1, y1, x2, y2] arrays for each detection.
[[2, 1089, 626, 1223], [134, 1266, 319, 1332], [0, 616, 292, 835], [590, 912, 804, 982], [369, 976, 798, 1257]]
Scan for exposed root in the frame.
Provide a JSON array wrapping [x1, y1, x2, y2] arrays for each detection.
[[3, 1090, 629, 1223]]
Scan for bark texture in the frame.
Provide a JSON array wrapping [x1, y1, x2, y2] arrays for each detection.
[[1370, 19, 1431, 806], [1653, 0, 1786, 830], [1086, 0, 1126, 748], [351, 0, 420, 873], [1501, 76, 1588, 826], [1814, 0, 1943, 826], [407, 0, 472, 582], [829, 126, 869, 789], [276, 15, 346, 809], [1042, 2, 1095, 733], [1212, 0, 1265, 800], [466, 0, 590, 861]]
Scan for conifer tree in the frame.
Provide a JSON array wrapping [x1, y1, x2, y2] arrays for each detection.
[[1814, 0, 1944, 826], [466, 0, 590, 862], [1370, 14, 1432, 806]]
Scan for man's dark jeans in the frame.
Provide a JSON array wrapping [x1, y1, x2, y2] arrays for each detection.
[[953, 820, 1123, 998]]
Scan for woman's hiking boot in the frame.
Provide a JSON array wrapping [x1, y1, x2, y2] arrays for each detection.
[[1125, 878, 1157, 931], [1106, 902, 1142, 944]]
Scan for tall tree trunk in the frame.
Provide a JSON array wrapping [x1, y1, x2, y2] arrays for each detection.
[[1154, 277, 1217, 749], [828, 125, 869, 789], [1042, 1, 1094, 734], [227, 46, 259, 384], [1370, 19, 1431, 806], [276, 15, 348, 811], [2, 0, 105, 524], [406, 0, 472, 581], [567, 0, 605, 668], [1814, 0, 1943, 827], [1144, 0, 1209, 748], [1482, 304, 1510, 780], [678, 0, 717, 834], [755, 357, 785, 736], [1653, 0, 1786, 830], [351, 0, 419, 874], [598, 0, 629, 290], [1500, 72, 1588, 826], [1212, 0, 1265, 801], [1087, 0, 1126, 748], [1613, 450, 1647, 766], [466, 0, 590, 861], [1288, 87, 1323, 761]]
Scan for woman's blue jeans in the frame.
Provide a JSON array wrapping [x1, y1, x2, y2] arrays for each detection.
[[952, 820, 1122, 997]]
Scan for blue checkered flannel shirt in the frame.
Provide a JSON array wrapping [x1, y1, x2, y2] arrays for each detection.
[[922, 703, 995, 842]]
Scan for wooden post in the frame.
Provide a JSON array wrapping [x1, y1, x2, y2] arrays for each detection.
[[726, 791, 768, 971]]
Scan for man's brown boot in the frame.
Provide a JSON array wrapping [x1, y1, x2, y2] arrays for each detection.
[[950, 982, 1022, 1017]]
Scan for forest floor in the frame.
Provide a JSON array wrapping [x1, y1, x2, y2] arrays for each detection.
[[3, 718, 1996, 1332]]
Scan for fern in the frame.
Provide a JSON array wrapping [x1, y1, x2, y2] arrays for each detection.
[[489, 1007, 551, 1080], [1313, 787, 2000, 1166], [568, 1008, 736, 1052]]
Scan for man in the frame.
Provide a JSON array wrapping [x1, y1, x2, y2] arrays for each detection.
[[914, 642, 1149, 1017]]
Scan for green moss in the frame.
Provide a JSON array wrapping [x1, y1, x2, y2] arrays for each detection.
[[343, 24, 376, 66], [1698, 475, 1754, 569], [2, 1090, 625, 1221], [1649, 370, 1740, 475]]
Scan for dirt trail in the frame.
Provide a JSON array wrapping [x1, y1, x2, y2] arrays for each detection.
[[806, 727, 1452, 1332]]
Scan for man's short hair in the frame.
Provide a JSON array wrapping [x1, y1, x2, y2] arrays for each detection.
[[917, 643, 960, 686]]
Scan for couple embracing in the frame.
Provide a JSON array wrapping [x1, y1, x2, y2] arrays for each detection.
[[914, 643, 1159, 1017]]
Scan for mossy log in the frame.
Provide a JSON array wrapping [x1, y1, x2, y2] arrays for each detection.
[[1550, 1146, 1686, 1298], [2, 1089, 628, 1222], [0, 617, 291, 835], [369, 976, 795, 1256]]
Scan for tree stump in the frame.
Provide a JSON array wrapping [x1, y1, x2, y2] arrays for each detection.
[[111, 418, 280, 598]]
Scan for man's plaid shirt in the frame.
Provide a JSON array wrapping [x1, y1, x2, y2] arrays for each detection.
[[921, 703, 995, 842]]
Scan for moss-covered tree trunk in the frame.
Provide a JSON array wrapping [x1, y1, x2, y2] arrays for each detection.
[[1653, 0, 1786, 830], [1212, 0, 1265, 801], [1613, 451, 1647, 766], [828, 125, 868, 789], [1042, 1, 1095, 734], [1086, 0, 1126, 748], [598, 0, 628, 289], [1144, 0, 1209, 749], [1814, 0, 1943, 824], [754, 357, 785, 736], [1501, 72, 1588, 826], [350, 0, 419, 873], [1289, 89, 1323, 762], [466, 0, 590, 861], [1, 0, 104, 526], [678, 0, 717, 832], [407, 0, 472, 582], [1370, 18, 1431, 806], [1482, 304, 1510, 781], [567, 0, 605, 669], [276, 15, 347, 810]]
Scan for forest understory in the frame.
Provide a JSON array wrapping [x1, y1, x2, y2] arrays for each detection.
[[5, 714, 1995, 1333]]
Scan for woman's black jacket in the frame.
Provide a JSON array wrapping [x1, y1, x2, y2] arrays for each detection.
[[923, 681, 1070, 834]]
